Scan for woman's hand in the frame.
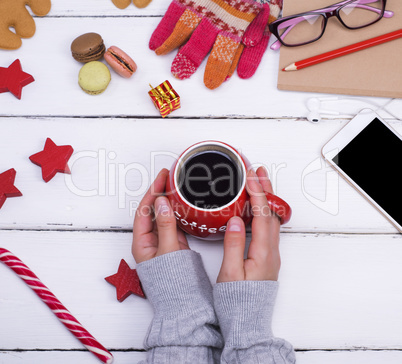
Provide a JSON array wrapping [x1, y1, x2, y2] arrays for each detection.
[[132, 168, 190, 264], [217, 166, 281, 282]]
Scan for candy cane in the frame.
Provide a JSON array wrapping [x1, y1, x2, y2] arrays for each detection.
[[0, 248, 113, 364]]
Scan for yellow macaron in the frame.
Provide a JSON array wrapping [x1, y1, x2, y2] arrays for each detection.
[[78, 61, 111, 95]]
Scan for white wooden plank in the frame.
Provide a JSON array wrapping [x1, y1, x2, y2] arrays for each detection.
[[1, 230, 402, 351], [0, 351, 146, 364], [48, 0, 168, 16], [0, 17, 395, 119], [1, 350, 402, 364], [296, 351, 402, 364], [1, 118, 401, 233]]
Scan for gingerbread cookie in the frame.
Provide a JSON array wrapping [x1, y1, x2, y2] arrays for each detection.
[[0, 0, 51, 50], [112, 0, 131, 9], [112, 0, 152, 9]]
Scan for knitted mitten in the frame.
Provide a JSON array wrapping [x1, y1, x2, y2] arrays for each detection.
[[149, 0, 262, 90], [237, 0, 282, 79]]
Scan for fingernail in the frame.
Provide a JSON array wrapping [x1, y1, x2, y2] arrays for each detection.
[[227, 216, 242, 232], [155, 196, 170, 214], [248, 168, 257, 177], [247, 169, 258, 185], [260, 165, 268, 176]]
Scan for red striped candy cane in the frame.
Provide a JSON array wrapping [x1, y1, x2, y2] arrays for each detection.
[[0, 248, 113, 364]]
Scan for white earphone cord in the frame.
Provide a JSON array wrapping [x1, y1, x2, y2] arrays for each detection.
[[306, 97, 400, 122], [374, 98, 400, 120]]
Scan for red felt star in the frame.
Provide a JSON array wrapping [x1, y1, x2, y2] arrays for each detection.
[[29, 138, 74, 182], [0, 59, 34, 99], [105, 259, 145, 302], [0, 168, 23, 209]]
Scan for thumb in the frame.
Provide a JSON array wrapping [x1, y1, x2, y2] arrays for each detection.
[[217, 216, 246, 283], [242, 3, 270, 47], [154, 196, 180, 256]]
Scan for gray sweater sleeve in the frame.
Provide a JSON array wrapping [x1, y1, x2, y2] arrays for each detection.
[[214, 281, 296, 364], [136, 250, 223, 364]]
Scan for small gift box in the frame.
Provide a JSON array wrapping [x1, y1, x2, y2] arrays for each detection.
[[148, 80, 180, 118]]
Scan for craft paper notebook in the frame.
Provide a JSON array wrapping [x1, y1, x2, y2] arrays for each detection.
[[277, 0, 402, 98]]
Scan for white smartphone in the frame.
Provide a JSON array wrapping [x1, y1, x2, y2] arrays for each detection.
[[321, 109, 402, 232]]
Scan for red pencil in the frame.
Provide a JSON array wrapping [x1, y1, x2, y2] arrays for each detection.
[[283, 29, 402, 71]]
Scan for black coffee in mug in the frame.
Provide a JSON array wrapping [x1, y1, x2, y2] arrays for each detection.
[[177, 147, 243, 209]]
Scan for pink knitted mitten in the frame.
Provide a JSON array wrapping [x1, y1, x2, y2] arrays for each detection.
[[237, 0, 282, 79]]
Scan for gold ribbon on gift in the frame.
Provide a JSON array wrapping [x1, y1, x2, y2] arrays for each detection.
[[149, 83, 173, 111], [162, 81, 178, 101]]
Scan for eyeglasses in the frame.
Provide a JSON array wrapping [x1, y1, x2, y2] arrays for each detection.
[[269, 0, 394, 50]]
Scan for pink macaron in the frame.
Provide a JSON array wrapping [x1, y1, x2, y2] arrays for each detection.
[[104, 46, 137, 78]]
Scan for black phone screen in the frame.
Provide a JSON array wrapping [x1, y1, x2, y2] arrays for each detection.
[[332, 118, 402, 227]]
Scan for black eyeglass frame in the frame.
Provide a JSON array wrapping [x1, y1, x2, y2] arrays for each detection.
[[268, 0, 388, 47]]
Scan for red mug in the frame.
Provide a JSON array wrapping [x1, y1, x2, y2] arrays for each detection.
[[165, 141, 291, 240]]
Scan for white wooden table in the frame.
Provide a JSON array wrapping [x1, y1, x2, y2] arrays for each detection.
[[1, 1, 402, 363]]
